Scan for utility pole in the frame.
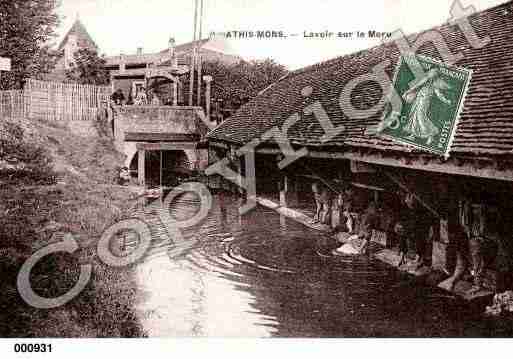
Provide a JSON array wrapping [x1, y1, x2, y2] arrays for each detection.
[[189, 0, 199, 106], [196, 0, 204, 107], [160, 150, 163, 205]]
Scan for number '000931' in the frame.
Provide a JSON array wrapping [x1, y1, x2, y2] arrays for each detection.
[[14, 343, 52, 353]]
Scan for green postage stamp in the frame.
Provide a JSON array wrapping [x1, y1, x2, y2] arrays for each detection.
[[379, 54, 472, 157]]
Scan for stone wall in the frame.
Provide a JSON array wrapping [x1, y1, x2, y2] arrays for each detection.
[[112, 106, 204, 142]]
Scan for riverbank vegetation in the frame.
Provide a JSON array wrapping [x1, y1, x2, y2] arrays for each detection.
[[0, 0, 60, 89], [0, 116, 146, 337]]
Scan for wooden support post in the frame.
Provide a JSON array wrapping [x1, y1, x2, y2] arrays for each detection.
[[203, 75, 212, 120], [433, 181, 457, 274], [280, 175, 288, 207], [280, 213, 287, 229], [279, 175, 289, 229], [235, 156, 244, 195], [138, 148, 146, 187], [173, 81, 178, 106], [293, 178, 300, 205]]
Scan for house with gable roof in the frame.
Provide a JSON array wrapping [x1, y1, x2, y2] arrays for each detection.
[[54, 18, 98, 71]]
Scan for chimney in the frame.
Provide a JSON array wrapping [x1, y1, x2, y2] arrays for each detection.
[[137, 47, 143, 55]]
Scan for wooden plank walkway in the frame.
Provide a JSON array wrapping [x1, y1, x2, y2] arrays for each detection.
[[256, 197, 331, 232]]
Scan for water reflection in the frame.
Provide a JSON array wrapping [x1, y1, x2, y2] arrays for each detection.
[[133, 193, 511, 337]]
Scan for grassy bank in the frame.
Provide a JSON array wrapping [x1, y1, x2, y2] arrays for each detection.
[[0, 116, 147, 337]]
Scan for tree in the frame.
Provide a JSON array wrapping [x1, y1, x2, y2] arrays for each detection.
[[174, 59, 287, 112], [202, 59, 287, 110], [0, 0, 60, 90], [65, 48, 110, 85]]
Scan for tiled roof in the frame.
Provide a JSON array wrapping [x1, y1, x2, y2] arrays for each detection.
[[104, 53, 189, 67], [159, 39, 210, 54], [208, 1, 513, 157], [57, 19, 97, 51], [105, 39, 211, 67]]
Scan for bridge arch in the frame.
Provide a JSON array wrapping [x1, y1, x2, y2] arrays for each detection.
[[128, 149, 199, 185], [146, 73, 179, 83], [111, 106, 208, 186]]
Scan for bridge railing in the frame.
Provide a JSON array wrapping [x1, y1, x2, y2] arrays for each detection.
[[112, 105, 210, 141]]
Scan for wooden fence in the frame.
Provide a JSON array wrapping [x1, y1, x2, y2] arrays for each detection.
[[0, 90, 26, 119], [24, 79, 111, 121], [0, 79, 111, 121]]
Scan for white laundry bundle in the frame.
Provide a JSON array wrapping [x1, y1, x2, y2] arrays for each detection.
[[485, 290, 513, 316]]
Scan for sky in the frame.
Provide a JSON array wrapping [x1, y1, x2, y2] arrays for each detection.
[[55, 0, 508, 70]]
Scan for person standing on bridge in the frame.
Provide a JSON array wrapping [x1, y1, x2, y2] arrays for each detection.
[[149, 89, 161, 106], [111, 89, 125, 106], [134, 87, 148, 106]]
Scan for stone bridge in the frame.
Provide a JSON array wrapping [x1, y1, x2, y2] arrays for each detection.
[[112, 105, 212, 186]]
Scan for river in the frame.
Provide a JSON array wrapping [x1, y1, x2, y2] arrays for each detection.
[[131, 192, 512, 337]]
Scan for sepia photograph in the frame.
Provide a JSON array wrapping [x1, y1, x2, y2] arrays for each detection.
[[1, 0, 513, 353]]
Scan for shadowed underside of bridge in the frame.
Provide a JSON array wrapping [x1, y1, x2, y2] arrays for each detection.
[[112, 105, 210, 186]]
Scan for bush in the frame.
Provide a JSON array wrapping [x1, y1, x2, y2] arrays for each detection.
[[0, 120, 56, 185]]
